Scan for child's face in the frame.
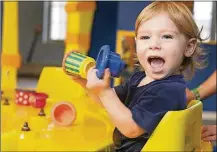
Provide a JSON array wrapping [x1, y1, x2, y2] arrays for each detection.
[[135, 12, 189, 80]]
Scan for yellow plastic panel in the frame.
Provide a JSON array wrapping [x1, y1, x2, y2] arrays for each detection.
[[1, 100, 114, 151], [2, 66, 115, 151], [67, 12, 95, 34], [1, 1, 20, 99], [36, 67, 87, 101], [1, 66, 17, 99], [1, 130, 19, 151], [142, 100, 213, 152], [2, 1, 18, 54], [65, 44, 87, 54]]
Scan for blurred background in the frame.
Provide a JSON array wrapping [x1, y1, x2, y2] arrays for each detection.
[[0, 1, 216, 126]]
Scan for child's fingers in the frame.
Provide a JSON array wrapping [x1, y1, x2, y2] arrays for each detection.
[[89, 65, 96, 71], [201, 129, 215, 139], [87, 67, 98, 79], [103, 68, 111, 85], [71, 76, 84, 81], [202, 135, 216, 141], [201, 126, 208, 133], [202, 131, 209, 139], [71, 76, 79, 80]]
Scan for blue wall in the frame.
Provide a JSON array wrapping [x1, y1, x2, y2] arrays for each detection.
[[117, 2, 151, 31], [88, 1, 119, 59], [88, 1, 151, 59]]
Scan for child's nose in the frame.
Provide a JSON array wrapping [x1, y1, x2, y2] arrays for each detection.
[[149, 38, 161, 50]]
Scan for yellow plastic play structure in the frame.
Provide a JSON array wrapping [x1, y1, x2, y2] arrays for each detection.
[[1, 2, 21, 99], [1, 1, 96, 99], [1, 67, 115, 151], [1, 1, 115, 151], [64, 1, 96, 55], [2, 75, 213, 151], [142, 100, 213, 152]]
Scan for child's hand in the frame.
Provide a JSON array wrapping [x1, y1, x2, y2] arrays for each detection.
[[201, 125, 216, 141], [86, 67, 111, 95]]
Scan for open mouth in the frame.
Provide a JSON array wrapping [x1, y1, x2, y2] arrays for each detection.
[[148, 56, 165, 72]]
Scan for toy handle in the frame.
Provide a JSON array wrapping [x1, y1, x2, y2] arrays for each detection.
[[96, 45, 110, 79]]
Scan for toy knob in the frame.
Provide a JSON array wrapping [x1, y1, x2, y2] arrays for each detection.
[[96, 45, 125, 79]]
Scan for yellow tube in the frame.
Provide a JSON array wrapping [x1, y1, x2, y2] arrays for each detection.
[[1, 1, 21, 99], [64, 2, 96, 55]]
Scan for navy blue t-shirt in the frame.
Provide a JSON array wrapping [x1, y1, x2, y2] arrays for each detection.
[[113, 71, 187, 152]]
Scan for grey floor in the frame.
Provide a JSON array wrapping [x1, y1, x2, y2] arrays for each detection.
[[17, 77, 38, 89]]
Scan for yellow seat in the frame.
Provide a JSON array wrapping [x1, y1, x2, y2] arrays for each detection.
[[142, 100, 213, 151]]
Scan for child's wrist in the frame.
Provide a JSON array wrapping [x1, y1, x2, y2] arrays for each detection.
[[98, 87, 112, 98]]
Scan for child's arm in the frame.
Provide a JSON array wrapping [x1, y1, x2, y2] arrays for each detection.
[[99, 88, 145, 138], [86, 68, 145, 138]]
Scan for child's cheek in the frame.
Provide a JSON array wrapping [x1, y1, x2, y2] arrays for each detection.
[[136, 43, 149, 53]]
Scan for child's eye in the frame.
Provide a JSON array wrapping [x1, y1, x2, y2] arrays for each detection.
[[162, 35, 173, 39], [140, 36, 150, 40]]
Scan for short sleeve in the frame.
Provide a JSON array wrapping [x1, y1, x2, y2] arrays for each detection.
[[131, 89, 180, 135]]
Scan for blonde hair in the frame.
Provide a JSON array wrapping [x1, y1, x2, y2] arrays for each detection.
[[135, 2, 208, 80]]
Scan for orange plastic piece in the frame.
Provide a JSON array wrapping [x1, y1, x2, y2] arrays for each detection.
[[64, 33, 90, 47], [51, 102, 76, 126], [65, 2, 96, 12], [1, 53, 21, 68]]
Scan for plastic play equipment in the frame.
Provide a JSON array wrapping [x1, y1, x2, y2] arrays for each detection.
[[62, 45, 126, 79], [96, 45, 126, 79], [1, 2, 21, 100], [2, 88, 213, 151], [64, 2, 96, 55], [1, 67, 115, 151], [141, 100, 213, 152], [51, 101, 76, 126], [1, 1, 115, 151], [55, 45, 125, 127], [15, 89, 48, 108], [62, 51, 96, 79], [1, 65, 213, 151], [15, 89, 35, 106]]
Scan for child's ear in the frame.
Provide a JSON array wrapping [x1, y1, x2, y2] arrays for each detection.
[[184, 38, 197, 57]]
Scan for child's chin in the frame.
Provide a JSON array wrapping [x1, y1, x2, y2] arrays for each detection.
[[150, 73, 168, 80]]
